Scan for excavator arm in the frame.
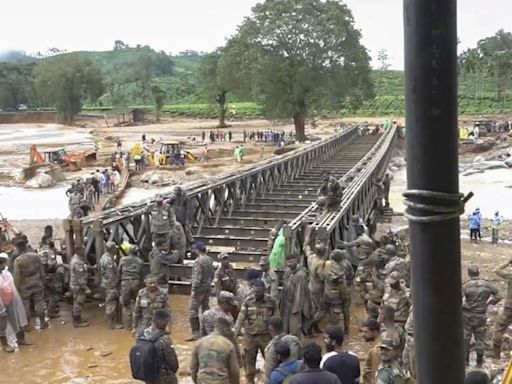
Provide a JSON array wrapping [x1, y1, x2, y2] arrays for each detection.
[[29, 145, 45, 165]]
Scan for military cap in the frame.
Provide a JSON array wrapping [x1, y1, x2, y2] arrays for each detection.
[[388, 271, 401, 284], [155, 194, 164, 202], [144, 274, 158, 283], [218, 291, 235, 304], [106, 241, 117, 249], [385, 244, 397, 256], [219, 252, 230, 260], [468, 265, 479, 275], [193, 242, 206, 252], [259, 256, 270, 266], [380, 337, 399, 350]]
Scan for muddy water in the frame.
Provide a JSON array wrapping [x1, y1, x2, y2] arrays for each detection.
[[389, 167, 512, 218], [0, 186, 69, 220], [4, 292, 371, 384]]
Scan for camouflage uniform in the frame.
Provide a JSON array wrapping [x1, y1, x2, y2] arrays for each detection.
[[383, 256, 409, 283], [99, 251, 119, 325], [38, 246, 61, 317], [493, 267, 512, 357], [169, 221, 187, 263], [214, 265, 237, 297], [381, 323, 406, 357], [168, 190, 194, 245], [261, 269, 279, 298], [13, 251, 46, 325], [263, 332, 303, 382], [463, 276, 499, 360], [133, 287, 169, 335], [139, 327, 179, 384], [305, 245, 326, 318], [382, 288, 410, 329], [355, 266, 384, 320], [376, 360, 406, 384], [402, 307, 415, 380], [280, 266, 312, 337], [150, 248, 180, 287], [190, 332, 240, 384], [314, 259, 350, 333], [201, 308, 241, 364], [118, 254, 143, 329], [150, 204, 175, 250], [190, 253, 214, 318], [234, 293, 278, 383], [69, 254, 89, 324]]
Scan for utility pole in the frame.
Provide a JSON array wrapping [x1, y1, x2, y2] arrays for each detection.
[[403, 0, 465, 383]]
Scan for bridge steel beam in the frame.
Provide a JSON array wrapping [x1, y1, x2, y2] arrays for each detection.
[[404, 0, 464, 383]]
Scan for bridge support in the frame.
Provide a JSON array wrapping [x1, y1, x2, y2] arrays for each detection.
[[404, 0, 464, 383]]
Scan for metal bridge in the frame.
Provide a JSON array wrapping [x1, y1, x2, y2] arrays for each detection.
[[64, 126, 397, 292]]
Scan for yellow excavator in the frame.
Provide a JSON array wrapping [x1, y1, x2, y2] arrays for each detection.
[[29, 145, 97, 171]]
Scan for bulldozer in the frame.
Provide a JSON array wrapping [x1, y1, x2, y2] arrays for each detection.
[[155, 141, 199, 166], [29, 145, 97, 171]]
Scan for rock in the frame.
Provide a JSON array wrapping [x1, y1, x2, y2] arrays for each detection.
[[471, 161, 508, 171], [505, 157, 512, 167], [24, 173, 55, 188], [389, 166, 399, 173], [462, 169, 484, 176], [473, 156, 486, 163], [185, 166, 201, 176], [390, 157, 407, 168], [149, 173, 164, 185], [472, 139, 496, 153], [13, 169, 25, 183]]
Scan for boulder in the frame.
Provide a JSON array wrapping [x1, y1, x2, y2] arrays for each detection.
[[185, 166, 202, 176], [470, 161, 507, 171], [471, 139, 496, 153], [461, 169, 484, 177], [505, 157, 512, 168], [389, 166, 399, 173], [473, 156, 485, 163], [24, 173, 55, 188], [390, 157, 407, 168]]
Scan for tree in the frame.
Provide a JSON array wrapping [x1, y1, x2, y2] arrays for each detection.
[[0, 63, 35, 110], [133, 48, 154, 102], [220, 0, 374, 141], [151, 84, 165, 122], [113, 40, 128, 50], [198, 50, 236, 127], [377, 49, 390, 71], [34, 54, 104, 122]]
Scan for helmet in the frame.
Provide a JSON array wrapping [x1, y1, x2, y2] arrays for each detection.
[[385, 244, 397, 256]]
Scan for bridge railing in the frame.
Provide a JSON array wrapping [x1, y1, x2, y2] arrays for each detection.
[[67, 126, 359, 261], [282, 126, 397, 255]]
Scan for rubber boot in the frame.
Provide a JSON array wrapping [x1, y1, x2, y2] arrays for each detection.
[[476, 353, 484, 367], [0, 336, 14, 353], [492, 344, 501, 360], [186, 317, 200, 341], [16, 331, 33, 346], [107, 316, 123, 330], [73, 316, 89, 328], [39, 315, 49, 330]]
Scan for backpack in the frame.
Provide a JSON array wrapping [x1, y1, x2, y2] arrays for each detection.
[[129, 330, 167, 381]]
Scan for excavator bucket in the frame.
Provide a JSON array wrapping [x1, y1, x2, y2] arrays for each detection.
[[185, 151, 199, 163]]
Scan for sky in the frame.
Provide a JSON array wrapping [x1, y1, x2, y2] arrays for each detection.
[[1, 0, 511, 69]]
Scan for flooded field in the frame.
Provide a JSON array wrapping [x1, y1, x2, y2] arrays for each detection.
[[0, 186, 68, 220]]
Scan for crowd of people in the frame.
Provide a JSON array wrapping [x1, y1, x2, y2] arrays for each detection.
[[2, 178, 510, 384]]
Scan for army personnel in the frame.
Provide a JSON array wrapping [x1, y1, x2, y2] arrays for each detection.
[[373, 178, 385, 211], [378, 305, 405, 357], [383, 173, 392, 207], [280, 253, 312, 337], [462, 265, 500, 366], [382, 271, 410, 329], [149, 240, 180, 288], [187, 242, 214, 341], [149, 194, 175, 251], [191, 317, 240, 384], [264, 316, 303, 383], [356, 258, 385, 320], [260, 256, 279, 298], [167, 185, 194, 246], [317, 174, 343, 211], [375, 338, 406, 384], [337, 224, 375, 269], [138, 309, 179, 384], [38, 240, 61, 318], [118, 245, 143, 329], [132, 274, 169, 336], [235, 280, 279, 384], [382, 245, 409, 283], [201, 291, 241, 364], [402, 306, 415, 381], [69, 246, 90, 327], [13, 238, 48, 330], [99, 242, 122, 329], [336, 249, 354, 287], [303, 226, 326, 334], [493, 258, 512, 359], [214, 253, 237, 298]]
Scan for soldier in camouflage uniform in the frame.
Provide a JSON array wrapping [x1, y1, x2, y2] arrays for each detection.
[[132, 274, 169, 336], [312, 249, 351, 335], [462, 265, 500, 366], [69, 246, 91, 327], [13, 238, 48, 330], [214, 253, 237, 298], [149, 239, 180, 288], [303, 226, 326, 334], [148, 194, 175, 251], [355, 258, 384, 320], [376, 337, 406, 384], [382, 271, 410, 329], [191, 317, 240, 384], [201, 291, 241, 364], [338, 224, 375, 269], [235, 280, 279, 384], [382, 245, 409, 284], [493, 258, 512, 359], [260, 256, 279, 298], [264, 316, 303, 383], [378, 305, 405, 357], [38, 240, 61, 318], [167, 185, 194, 246], [118, 245, 143, 329], [99, 241, 122, 329], [187, 242, 214, 341], [402, 306, 415, 381], [138, 309, 179, 384]]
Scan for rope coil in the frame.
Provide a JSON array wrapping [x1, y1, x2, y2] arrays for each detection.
[[403, 189, 473, 223]]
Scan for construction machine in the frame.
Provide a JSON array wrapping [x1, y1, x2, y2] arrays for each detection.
[[29, 145, 97, 171], [157, 141, 199, 166]]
